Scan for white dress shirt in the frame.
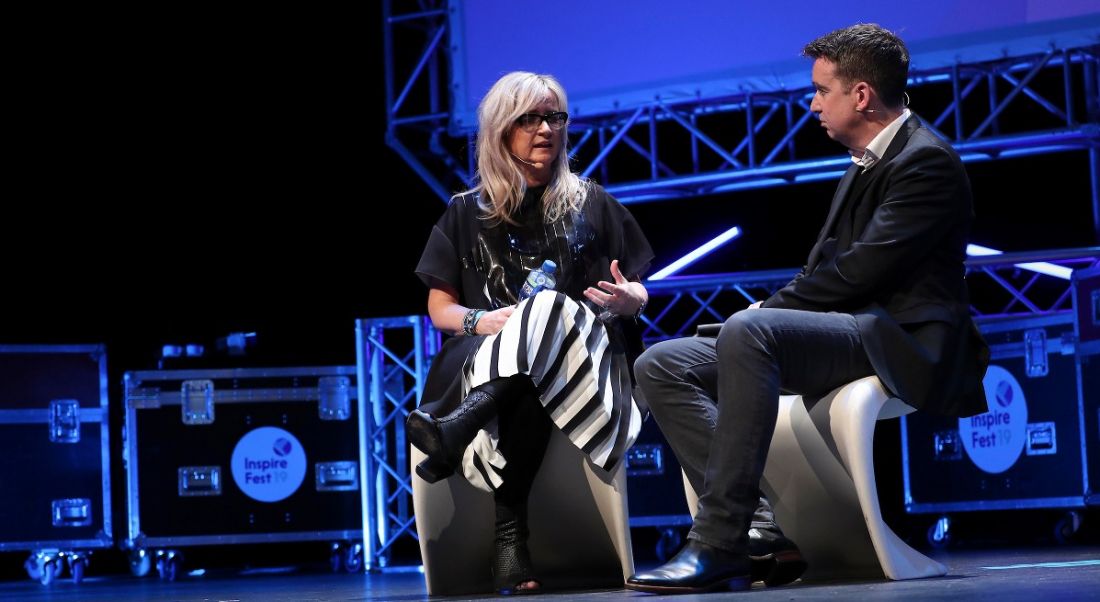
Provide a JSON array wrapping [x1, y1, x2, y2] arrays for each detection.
[[851, 108, 911, 172]]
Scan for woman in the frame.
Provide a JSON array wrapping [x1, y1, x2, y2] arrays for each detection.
[[410, 71, 653, 594]]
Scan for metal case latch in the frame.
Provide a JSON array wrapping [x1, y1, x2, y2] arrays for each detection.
[[315, 461, 359, 491], [127, 386, 162, 409], [1023, 328, 1048, 377], [51, 498, 92, 527], [48, 399, 81, 443], [178, 466, 222, 496], [1026, 422, 1057, 455], [181, 380, 215, 425], [933, 430, 962, 460], [318, 376, 351, 421]]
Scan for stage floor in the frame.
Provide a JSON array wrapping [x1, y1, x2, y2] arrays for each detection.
[[2, 546, 1098, 601]]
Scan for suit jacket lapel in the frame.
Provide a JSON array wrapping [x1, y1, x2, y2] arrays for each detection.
[[845, 115, 921, 205]]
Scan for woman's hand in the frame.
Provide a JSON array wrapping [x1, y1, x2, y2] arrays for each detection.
[[474, 306, 515, 335], [584, 259, 648, 316], [427, 286, 516, 336]]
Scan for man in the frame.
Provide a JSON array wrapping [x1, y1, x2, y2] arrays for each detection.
[[625, 23, 989, 594]]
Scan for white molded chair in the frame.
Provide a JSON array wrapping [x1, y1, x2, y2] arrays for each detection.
[[684, 375, 946, 581], [411, 426, 634, 595]]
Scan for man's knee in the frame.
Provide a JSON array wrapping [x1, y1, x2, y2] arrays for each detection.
[[634, 341, 677, 388], [719, 310, 758, 339], [717, 310, 770, 357]]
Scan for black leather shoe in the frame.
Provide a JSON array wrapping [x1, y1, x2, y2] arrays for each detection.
[[625, 540, 751, 594], [748, 527, 807, 586]]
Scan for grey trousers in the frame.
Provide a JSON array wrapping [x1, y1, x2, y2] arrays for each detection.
[[635, 308, 874, 552]]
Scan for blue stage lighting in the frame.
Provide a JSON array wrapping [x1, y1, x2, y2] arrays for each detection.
[[966, 244, 1073, 280], [649, 226, 742, 280]]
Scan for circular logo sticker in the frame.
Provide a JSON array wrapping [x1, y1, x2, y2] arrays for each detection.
[[959, 365, 1027, 474], [231, 427, 307, 502]]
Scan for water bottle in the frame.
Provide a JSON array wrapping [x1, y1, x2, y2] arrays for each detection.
[[519, 259, 557, 301]]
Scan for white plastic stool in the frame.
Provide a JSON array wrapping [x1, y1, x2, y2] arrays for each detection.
[[411, 426, 634, 595], [684, 376, 946, 581]]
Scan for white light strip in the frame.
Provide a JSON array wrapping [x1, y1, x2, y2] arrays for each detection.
[[649, 226, 741, 280], [966, 244, 1073, 280]]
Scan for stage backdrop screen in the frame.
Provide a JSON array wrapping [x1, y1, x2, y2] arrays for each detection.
[[447, 1, 1100, 131]]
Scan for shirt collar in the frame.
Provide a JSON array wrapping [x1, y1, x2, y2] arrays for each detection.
[[850, 108, 911, 171]]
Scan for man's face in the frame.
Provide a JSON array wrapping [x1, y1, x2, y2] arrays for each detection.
[[810, 58, 860, 149]]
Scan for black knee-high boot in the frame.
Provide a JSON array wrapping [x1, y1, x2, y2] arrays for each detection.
[[406, 374, 534, 483], [492, 388, 552, 595]]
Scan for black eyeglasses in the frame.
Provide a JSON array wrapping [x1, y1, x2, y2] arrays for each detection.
[[515, 111, 569, 132]]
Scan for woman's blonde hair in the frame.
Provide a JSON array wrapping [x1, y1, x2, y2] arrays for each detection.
[[461, 71, 587, 224]]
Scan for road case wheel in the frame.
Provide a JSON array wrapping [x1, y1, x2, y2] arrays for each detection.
[[38, 559, 58, 586], [927, 516, 952, 549], [130, 549, 152, 577], [1054, 511, 1083, 544], [70, 557, 86, 584], [343, 543, 363, 573]]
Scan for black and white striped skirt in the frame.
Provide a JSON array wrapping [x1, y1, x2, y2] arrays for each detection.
[[459, 290, 643, 492]]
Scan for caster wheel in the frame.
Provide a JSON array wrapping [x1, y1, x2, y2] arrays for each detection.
[[70, 558, 86, 584], [343, 544, 363, 573], [24, 556, 42, 581], [927, 516, 952, 549], [330, 544, 345, 573], [163, 557, 180, 582], [39, 560, 58, 586], [158, 552, 183, 581], [130, 550, 152, 577], [1054, 511, 1082, 544]]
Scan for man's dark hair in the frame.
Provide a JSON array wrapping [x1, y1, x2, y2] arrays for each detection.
[[803, 23, 909, 108]]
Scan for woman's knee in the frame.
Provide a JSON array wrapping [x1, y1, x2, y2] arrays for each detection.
[[521, 290, 575, 323], [530, 289, 568, 304]]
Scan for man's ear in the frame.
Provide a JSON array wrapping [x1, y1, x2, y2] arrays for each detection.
[[853, 82, 874, 111]]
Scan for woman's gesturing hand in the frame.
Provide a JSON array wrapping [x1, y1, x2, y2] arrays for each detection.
[[583, 259, 648, 317]]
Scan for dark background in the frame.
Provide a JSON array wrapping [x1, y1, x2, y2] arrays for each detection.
[[5, 11, 1096, 370], [2, 7, 1097, 577]]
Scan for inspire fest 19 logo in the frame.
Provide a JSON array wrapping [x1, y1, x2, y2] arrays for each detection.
[[231, 427, 308, 502], [959, 365, 1028, 474]]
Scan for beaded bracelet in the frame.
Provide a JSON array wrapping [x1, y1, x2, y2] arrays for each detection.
[[462, 308, 485, 336]]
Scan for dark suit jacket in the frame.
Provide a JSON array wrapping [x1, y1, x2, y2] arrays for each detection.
[[761, 115, 989, 417]]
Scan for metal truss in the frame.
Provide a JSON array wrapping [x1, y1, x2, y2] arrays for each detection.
[[640, 268, 797, 343], [382, 0, 456, 203], [965, 248, 1100, 319], [566, 46, 1100, 204], [639, 248, 1100, 345], [356, 316, 439, 570], [384, 0, 1098, 231]]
